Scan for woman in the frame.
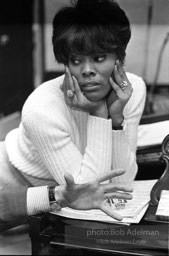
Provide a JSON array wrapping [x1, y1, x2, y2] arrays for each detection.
[[3, 0, 146, 188]]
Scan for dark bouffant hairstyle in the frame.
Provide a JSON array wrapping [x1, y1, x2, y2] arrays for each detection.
[[52, 0, 131, 65]]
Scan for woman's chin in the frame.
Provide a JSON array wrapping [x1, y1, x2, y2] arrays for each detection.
[[84, 92, 102, 102]]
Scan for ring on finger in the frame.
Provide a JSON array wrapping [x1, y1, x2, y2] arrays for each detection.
[[67, 89, 74, 98], [120, 81, 128, 90]]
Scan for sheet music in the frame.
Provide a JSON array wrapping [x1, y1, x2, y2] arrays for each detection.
[[52, 180, 157, 224]]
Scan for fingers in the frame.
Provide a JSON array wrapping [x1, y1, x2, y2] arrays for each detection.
[[100, 203, 123, 221], [106, 191, 133, 200], [61, 78, 72, 105], [96, 169, 125, 183], [72, 76, 82, 100], [101, 183, 133, 193], [64, 172, 91, 191], [109, 77, 122, 94], [114, 60, 127, 81], [113, 61, 127, 87], [106, 89, 118, 108], [62, 67, 75, 100], [65, 66, 75, 92], [110, 61, 132, 95], [64, 172, 75, 188], [62, 67, 84, 104]]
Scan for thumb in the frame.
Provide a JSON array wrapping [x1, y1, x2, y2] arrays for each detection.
[[109, 77, 121, 92], [72, 76, 82, 100], [64, 172, 75, 188]]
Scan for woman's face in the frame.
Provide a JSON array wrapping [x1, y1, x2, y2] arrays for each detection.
[[68, 52, 117, 102]]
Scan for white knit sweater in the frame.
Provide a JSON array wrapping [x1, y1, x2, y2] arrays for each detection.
[[5, 72, 146, 185]]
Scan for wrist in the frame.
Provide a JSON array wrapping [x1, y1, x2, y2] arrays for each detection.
[[112, 116, 125, 130], [48, 186, 62, 211]]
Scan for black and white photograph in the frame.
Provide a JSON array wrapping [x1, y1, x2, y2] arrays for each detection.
[[0, 0, 169, 255]]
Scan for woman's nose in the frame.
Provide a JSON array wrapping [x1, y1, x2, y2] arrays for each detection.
[[81, 61, 96, 77]]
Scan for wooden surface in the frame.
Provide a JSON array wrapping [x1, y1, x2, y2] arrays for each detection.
[[0, 224, 31, 255]]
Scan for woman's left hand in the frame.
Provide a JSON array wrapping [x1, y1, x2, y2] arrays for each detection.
[[106, 60, 133, 126]]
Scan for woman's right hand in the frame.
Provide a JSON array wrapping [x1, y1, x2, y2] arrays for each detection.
[[61, 66, 108, 118]]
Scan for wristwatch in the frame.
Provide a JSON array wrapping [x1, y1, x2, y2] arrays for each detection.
[[48, 186, 62, 211]]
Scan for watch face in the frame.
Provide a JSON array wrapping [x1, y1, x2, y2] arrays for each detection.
[[49, 187, 56, 203]]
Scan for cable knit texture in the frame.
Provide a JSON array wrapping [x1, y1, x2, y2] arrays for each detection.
[[5, 73, 146, 185]]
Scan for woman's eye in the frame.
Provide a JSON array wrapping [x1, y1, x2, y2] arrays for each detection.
[[95, 55, 106, 62], [70, 56, 81, 65]]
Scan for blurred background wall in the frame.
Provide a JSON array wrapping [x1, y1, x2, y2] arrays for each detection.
[[43, 0, 169, 85], [0, 0, 34, 116]]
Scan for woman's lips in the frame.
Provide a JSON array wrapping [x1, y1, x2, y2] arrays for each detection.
[[81, 82, 100, 92]]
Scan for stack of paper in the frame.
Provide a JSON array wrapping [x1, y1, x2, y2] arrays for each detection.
[[137, 120, 169, 147], [52, 180, 157, 225], [156, 190, 169, 219]]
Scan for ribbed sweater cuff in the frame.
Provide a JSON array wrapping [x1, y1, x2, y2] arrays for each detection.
[[88, 115, 112, 146], [27, 186, 50, 215], [112, 125, 127, 164], [112, 122, 126, 143]]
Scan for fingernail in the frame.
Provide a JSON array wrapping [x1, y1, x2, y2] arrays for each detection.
[[116, 59, 119, 65], [114, 64, 117, 70], [72, 76, 78, 84], [109, 77, 114, 84]]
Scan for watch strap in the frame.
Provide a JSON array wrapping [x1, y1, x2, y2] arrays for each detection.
[[48, 186, 62, 211], [48, 186, 56, 203]]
